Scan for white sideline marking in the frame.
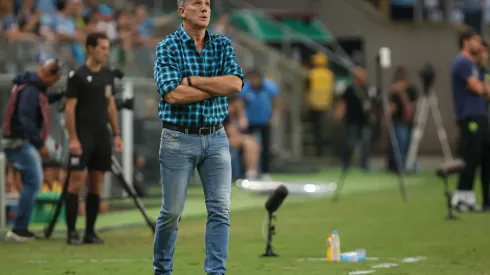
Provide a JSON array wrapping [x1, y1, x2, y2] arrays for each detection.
[[372, 263, 398, 269], [348, 271, 376, 275], [26, 258, 151, 264], [402, 256, 427, 263]]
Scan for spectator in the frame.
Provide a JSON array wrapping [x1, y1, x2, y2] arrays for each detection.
[[48, 0, 86, 64], [83, 0, 113, 23], [211, 14, 230, 36], [16, 0, 41, 37], [306, 52, 335, 157], [133, 4, 173, 47], [14, 0, 56, 14], [115, 9, 137, 64], [225, 95, 261, 180], [387, 66, 419, 173], [240, 69, 280, 180], [1, 0, 38, 43]]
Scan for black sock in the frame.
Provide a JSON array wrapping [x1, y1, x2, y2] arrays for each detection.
[[85, 193, 100, 236], [65, 192, 79, 232]]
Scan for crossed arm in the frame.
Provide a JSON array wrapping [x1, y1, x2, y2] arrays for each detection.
[[154, 40, 244, 105]]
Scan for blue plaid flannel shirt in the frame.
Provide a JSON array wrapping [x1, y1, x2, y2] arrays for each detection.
[[154, 25, 245, 126]]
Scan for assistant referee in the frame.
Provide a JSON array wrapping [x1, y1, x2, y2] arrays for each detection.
[[64, 32, 123, 245]]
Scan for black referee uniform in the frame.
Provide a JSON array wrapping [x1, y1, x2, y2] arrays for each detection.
[[66, 65, 114, 170], [64, 65, 115, 241]]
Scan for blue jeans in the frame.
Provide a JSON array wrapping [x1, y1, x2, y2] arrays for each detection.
[[387, 123, 411, 172], [341, 124, 373, 170], [154, 127, 232, 275], [4, 142, 43, 230]]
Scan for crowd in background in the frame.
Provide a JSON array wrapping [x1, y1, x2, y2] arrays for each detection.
[[0, 0, 175, 65]]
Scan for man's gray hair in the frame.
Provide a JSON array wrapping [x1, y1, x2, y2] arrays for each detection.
[[177, 0, 186, 7]]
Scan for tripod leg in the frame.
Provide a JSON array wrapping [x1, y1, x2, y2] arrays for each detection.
[[443, 176, 457, 220], [44, 164, 71, 239], [429, 91, 453, 162], [406, 97, 429, 172], [111, 155, 155, 233], [332, 168, 349, 202]]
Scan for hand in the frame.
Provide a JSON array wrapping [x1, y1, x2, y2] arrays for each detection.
[[69, 139, 82, 156], [39, 146, 50, 160], [113, 135, 123, 152]]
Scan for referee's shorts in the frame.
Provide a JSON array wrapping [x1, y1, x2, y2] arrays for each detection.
[[71, 123, 112, 171]]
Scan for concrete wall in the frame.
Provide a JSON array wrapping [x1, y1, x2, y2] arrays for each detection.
[[236, 0, 463, 154]]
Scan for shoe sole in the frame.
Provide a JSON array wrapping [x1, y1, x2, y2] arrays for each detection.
[[5, 231, 34, 242]]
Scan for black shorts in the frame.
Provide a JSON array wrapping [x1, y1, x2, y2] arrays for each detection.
[[71, 123, 112, 171]]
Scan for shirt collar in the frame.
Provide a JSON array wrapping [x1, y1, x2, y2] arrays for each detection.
[[177, 24, 213, 44]]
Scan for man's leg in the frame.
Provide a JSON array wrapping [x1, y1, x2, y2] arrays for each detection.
[[5, 143, 43, 241], [65, 129, 93, 244], [153, 128, 199, 275], [453, 119, 484, 209], [360, 125, 373, 171], [83, 130, 113, 243], [310, 110, 324, 157], [259, 125, 272, 176], [341, 124, 360, 171], [197, 128, 232, 275], [241, 135, 260, 180], [83, 170, 104, 242]]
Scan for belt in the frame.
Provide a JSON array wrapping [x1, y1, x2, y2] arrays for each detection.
[[162, 122, 223, 136]]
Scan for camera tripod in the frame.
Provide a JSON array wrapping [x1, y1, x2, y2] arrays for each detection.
[[405, 87, 453, 172]]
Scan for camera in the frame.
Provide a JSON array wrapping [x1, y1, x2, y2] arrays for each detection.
[[419, 63, 435, 92]]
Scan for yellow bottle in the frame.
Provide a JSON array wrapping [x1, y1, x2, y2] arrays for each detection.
[[326, 234, 333, 261]]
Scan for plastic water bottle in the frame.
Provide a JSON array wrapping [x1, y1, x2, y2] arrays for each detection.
[[327, 230, 341, 261]]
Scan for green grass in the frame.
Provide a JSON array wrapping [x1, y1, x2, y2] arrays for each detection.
[[2, 168, 490, 275]]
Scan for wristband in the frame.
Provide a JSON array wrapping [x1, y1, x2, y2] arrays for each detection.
[[113, 132, 120, 137], [187, 76, 193, 87]]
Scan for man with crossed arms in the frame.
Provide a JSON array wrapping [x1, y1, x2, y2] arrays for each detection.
[[153, 0, 244, 274]]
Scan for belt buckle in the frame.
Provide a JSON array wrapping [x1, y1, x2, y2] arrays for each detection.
[[198, 127, 208, 136]]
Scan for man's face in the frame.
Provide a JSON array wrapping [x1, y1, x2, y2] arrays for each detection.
[[89, 38, 110, 64], [179, 0, 211, 29], [247, 74, 262, 89], [468, 35, 482, 56], [135, 5, 147, 21]]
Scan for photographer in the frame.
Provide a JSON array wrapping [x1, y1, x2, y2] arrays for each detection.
[[387, 66, 418, 173], [64, 32, 123, 245], [2, 59, 63, 241], [334, 66, 379, 171]]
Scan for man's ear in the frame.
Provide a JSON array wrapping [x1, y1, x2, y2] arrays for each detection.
[[178, 7, 185, 20]]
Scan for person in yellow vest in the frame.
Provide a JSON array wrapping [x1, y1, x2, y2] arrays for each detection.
[[307, 52, 335, 157]]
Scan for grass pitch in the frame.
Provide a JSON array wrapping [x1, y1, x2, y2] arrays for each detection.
[[1, 168, 490, 275]]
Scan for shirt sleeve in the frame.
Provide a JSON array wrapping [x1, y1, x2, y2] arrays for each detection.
[[65, 71, 80, 98], [455, 59, 475, 81], [154, 40, 181, 96], [221, 37, 245, 87]]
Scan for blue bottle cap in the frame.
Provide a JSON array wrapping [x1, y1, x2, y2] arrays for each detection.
[[332, 230, 338, 235]]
